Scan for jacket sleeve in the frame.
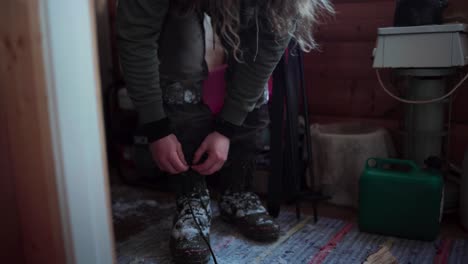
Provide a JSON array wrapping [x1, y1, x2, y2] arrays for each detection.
[[219, 13, 292, 126], [117, 0, 169, 125]]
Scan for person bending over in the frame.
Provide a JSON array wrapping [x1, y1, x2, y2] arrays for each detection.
[[117, 0, 333, 263]]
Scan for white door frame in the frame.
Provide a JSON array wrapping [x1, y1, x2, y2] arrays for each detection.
[[40, 0, 115, 263]]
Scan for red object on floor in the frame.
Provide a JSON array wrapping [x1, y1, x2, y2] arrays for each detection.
[[308, 223, 355, 264], [434, 238, 454, 264]]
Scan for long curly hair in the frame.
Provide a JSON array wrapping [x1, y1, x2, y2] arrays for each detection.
[[174, 0, 334, 61]]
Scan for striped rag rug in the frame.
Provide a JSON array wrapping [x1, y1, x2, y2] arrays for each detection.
[[115, 201, 467, 264]]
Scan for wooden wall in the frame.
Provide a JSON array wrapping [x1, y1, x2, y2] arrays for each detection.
[[304, 0, 468, 165], [0, 1, 67, 263]]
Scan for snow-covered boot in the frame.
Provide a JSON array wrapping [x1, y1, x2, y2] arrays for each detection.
[[170, 189, 212, 264], [219, 191, 280, 242]]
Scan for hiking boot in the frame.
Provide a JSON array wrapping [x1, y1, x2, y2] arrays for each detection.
[[170, 190, 212, 264], [219, 191, 280, 242]]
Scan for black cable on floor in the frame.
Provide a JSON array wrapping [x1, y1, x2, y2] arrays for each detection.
[[188, 201, 218, 264]]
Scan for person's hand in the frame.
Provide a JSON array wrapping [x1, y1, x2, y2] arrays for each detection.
[[192, 132, 230, 175], [150, 134, 189, 174]]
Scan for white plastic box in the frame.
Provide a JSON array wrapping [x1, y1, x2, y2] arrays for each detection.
[[373, 24, 468, 68]]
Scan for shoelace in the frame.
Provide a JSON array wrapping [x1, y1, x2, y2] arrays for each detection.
[[178, 198, 210, 228], [179, 193, 218, 264]]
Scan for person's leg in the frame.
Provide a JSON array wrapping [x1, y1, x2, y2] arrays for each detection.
[[219, 104, 269, 191], [158, 5, 212, 263], [164, 88, 214, 264], [165, 101, 212, 195], [218, 104, 280, 241]]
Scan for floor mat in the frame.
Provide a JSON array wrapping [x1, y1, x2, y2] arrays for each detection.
[[112, 189, 468, 264]]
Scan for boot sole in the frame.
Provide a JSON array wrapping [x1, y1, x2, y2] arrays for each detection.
[[170, 238, 211, 264], [173, 255, 210, 264]]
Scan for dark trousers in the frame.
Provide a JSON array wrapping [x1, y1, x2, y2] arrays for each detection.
[[165, 95, 269, 196], [159, 7, 269, 196]]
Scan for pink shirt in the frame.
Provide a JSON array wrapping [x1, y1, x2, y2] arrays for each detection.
[[202, 64, 273, 114]]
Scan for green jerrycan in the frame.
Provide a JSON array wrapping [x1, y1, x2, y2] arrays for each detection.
[[359, 158, 444, 241]]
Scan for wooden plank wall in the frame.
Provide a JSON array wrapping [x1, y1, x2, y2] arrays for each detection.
[[305, 0, 468, 165], [0, 1, 67, 263]]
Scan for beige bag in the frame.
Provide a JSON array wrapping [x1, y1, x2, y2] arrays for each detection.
[[309, 123, 395, 208]]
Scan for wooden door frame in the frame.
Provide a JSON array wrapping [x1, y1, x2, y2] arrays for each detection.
[[0, 0, 115, 263]]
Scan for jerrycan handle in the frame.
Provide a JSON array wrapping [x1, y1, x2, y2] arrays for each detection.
[[366, 158, 420, 172]]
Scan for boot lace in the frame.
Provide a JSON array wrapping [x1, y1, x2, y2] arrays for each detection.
[[176, 191, 218, 264]]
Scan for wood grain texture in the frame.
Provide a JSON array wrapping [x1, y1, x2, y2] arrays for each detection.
[[445, 0, 468, 23], [304, 42, 376, 79], [0, 90, 25, 264], [0, 1, 67, 263], [306, 0, 468, 164], [306, 78, 400, 118]]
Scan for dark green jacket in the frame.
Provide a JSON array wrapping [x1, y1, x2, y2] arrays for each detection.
[[117, 0, 290, 132]]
